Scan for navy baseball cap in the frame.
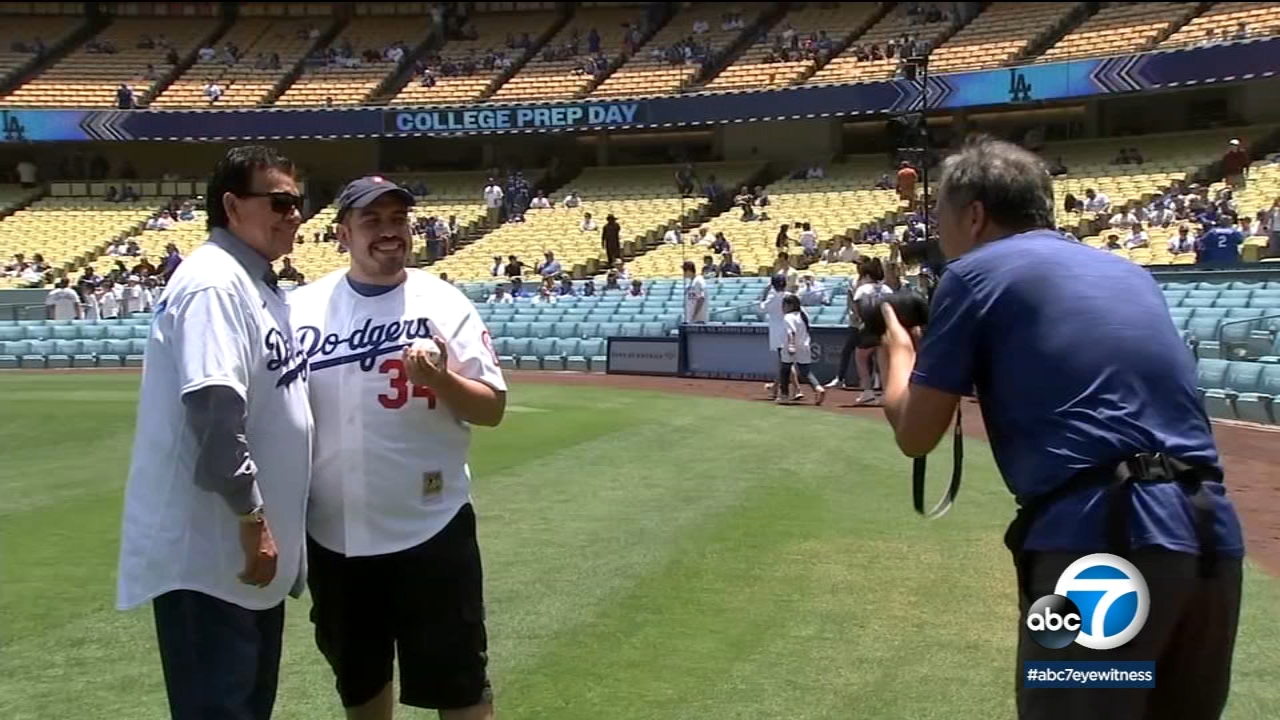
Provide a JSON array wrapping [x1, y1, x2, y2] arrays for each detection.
[[335, 175, 415, 221]]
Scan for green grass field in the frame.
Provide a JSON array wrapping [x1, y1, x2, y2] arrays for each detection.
[[1, 372, 1278, 719]]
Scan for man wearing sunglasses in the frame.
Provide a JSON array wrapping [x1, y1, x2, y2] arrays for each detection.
[[116, 145, 313, 720], [290, 176, 506, 720]]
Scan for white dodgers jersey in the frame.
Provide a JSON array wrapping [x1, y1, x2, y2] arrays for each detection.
[[116, 237, 313, 612], [290, 269, 506, 557]]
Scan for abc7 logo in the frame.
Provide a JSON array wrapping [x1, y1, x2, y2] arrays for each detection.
[[1024, 553, 1150, 651]]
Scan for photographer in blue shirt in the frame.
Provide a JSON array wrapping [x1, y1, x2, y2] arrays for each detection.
[[1197, 214, 1245, 267], [877, 136, 1244, 720]]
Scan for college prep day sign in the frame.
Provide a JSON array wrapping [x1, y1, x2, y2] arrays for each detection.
[[386, 101, 644, 135]]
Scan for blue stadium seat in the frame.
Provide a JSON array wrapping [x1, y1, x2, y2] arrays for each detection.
[[1164, 282, 1196, 291], [1236, 364, 1280, 424], [612, 313, 636, 324], [578, 321, 599, 339], [1181, 297, 1216, 308], [131, 324, 150, 339], [565, 339, 592, 371], [1217, 290, 1252, 300], [126, 338, 147, 367], [1162, 290, 1188, 305], [23, 324, 51, 340], [74, 340, 102, 367], [505, 321, 530, 338], [545, 338, 571, 370], [500, 338, 530, 370], [1194, 308, 1228, 321], [1195, 282, 1226, 291], [0, 319, 14, 326], [98, 339, 131, 367], [487, 321, 506, 338], [0, 340, 28, 368], [46, 319, 72, 327], [1188, 289, 1221, 299], [22, 339, 52, 368], [540, 311, 565, 322], [0, 326, 21, 342], [1213, 297, 1249, 309], [1249, 295, 1280, 311], [46, 340, 77, 368], [596, 322, 621, 338], [1231, 282, 1265, 290], [529, 322, 555, 339], [78, 324, 107, 340], [521, 338, 554, 369], [50, 324, 78, 340], [580, 338, 607, 370], [106, 325, 133, 340], [641, 322, 666, 338], [1204, 362, 1262, 419], [1195, 359, 1230, 398], [1169, 316, 1191, 332], [553, 322, 579, 339], [97, 319, 123, 325], [16, 319, 44, 327], [619, 322, 644, 337]]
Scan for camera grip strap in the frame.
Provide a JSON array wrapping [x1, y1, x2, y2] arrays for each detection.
[[912, 403, 964, 519]]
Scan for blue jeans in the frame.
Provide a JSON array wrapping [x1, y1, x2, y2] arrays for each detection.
[[153, 590, 285, 720]]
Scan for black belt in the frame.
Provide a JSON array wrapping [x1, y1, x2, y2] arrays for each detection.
[[1003, 453, 1222, 598]]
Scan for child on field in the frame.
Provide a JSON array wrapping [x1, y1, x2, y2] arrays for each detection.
[[779, 294, 825, 405]]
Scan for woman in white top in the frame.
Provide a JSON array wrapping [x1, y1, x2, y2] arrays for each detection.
[[778, 294, 825, 405], [97, 282, 120, 319]]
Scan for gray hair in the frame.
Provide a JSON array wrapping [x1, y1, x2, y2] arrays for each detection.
[[936, 135, 1055, 232]]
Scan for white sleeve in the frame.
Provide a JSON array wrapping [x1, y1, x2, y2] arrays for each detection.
[[447, 303, 507, 393], [168, 287, 253, 399]]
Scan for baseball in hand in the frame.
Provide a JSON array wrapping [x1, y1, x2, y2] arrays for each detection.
[[409, 338, 442, 364]]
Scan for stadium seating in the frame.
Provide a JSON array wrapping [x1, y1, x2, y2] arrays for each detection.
[[429, 162, 757, 282], [284, 170, 503, 281], [591, 2, 763, 98], [1036, 2, 1199, 64], [1200, 159, 1280, 263], [151, 17, 324, 107], [631, 158, 906, 281], [0, 189, 170, 288], [0, 12, 82, 86], [924, 2, 1078, 74], [488, 5, 651, 102], [275, 14, 433, 106], [1160, 2, 1280, 48], [807, 3, 956, 86], [704, 3, 879, 91], [391, 9, 558, 106], [0, 16, 214, 107]]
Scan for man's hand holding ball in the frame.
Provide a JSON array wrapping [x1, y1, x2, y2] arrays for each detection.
[[404, 337, 450, 387]]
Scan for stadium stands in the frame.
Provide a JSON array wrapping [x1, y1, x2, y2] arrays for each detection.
[[429, 163, 757, 281], [286, 170, 499, 280], [1200, 158, 1280, 263], [631, 158, 905, 280], [1035, 2, 1199, 64], [488, 4, 652, 102], [1160, 2, 1280, 48], [924, 2, 1078, 74], [391, 9, 559, 106], [806, 2, 957, 86], [0, 15, 215, 108], [150, 17, 324, 107], [591, 3, 763, 98], [0, 187, 169, 288], [704, 3, 880, 91], [0, 12, 82, 87], [275, 14, 432, 106]]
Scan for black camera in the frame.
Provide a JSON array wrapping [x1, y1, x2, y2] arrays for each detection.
[[899, 237, 945, 269], [856, 289, 930, 339]]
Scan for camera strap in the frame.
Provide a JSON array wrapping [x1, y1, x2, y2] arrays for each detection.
[[912, 403, 963, 519]]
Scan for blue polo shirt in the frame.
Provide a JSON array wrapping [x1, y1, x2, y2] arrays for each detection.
[[1198, 226, 1244, 265], [911, 230, 1244, 557]]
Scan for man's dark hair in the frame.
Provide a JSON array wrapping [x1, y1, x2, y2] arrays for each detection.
[[936, 135, 1054, 233], [206, 145, 296, 230]]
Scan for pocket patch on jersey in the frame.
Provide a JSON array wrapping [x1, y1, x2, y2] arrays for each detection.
[[423, 471, 444, 503]]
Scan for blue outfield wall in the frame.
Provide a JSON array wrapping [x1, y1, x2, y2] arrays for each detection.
[[0, 37, 1275, 142]]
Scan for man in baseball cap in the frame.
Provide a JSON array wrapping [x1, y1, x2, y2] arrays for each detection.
[[335, 175, 416, 222]]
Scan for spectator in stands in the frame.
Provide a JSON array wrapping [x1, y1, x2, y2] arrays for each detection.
[[147, 210, 175, 231], [1109, 207, 1138, 229], [663, 225, 683, 245], [105, 186, 120, 203], [97, 280, 119, 319], [798, 222, 819, 258], [533, 285, 557, 305], [1247, 210, 1269, 237], [117, 83, 137, 110], [1129, 147, 1144, 164], [710, 231, 731, 255], [714, 251, 740, 277], [125, 239, 141, 256], [204, 81, 224, 103], [15, 157, 36, 188], [602, 214, 622, 267], [1198, 213, 1244, 266], [896, 161, 918, 201], [487, 284, 514, 304], [675, 164, 696, 196], [504, 254, 525, 277], [483, 178, 504, 225], [79, 264, 101, 287], [538, 251, 562, 277], [624, 278, 646, 300], [198, 45, 216, 62], [754, 186, 770, 208], [1047, 157, 1068, 176], [276, 257, 301, 283], [132, 255, 156, 277], [699, 255, 717, 279], [161, 243, 182, 280], [798, 272, 826, 306], [1269, 198, 1280, 258], [1223, 138, 1250, 189], [1104, 233, 1122, 250], [1149, 202, 1175, 228], [579, 212, 597, 232], [529, 191, 551, 209], [1126, 223, 1149, 249], [602, 270, 622, 292], [874, 173, 893, 190], [44, 278, 80, 320], [702, 174, 722, 203], [1083, 188, 1110, 213], [563, 190, 581, 208], [556, 277, 577, 297], [165, 46, 179, 65], [509, 277, 528, 298], [1111, 148, 1131, 165]]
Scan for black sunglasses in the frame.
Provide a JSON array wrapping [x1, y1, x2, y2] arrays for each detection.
[[238, 191, 304, 215]]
